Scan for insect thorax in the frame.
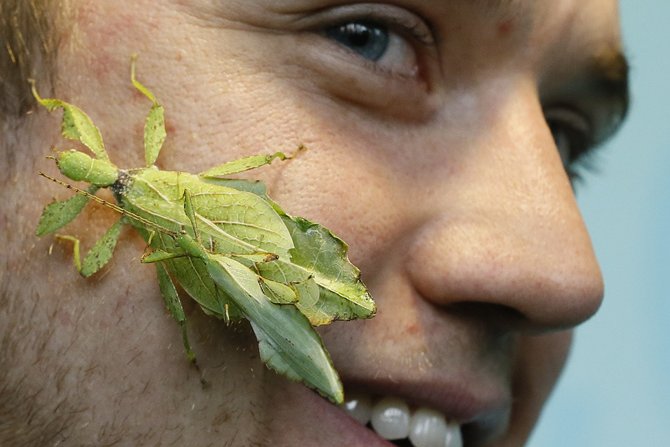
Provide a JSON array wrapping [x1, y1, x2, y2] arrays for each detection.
[[111, 170, 132, 201]]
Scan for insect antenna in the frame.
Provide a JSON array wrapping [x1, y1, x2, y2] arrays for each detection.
[[38, 172, 180, 238]]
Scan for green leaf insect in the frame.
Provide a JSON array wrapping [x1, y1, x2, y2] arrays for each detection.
[[33, 55, 375, 404]]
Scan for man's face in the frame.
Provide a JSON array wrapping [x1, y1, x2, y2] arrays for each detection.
[[3, 0, 628, 445]]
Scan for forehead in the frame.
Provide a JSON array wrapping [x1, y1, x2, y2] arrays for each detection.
[[420, 0, 621, 41]]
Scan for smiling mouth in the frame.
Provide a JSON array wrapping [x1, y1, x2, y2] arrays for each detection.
[[342, 393, 463, 447], [336, 388, 510, 447]]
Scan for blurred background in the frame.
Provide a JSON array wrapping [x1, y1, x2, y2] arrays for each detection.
[[529, 0, 670, 445]]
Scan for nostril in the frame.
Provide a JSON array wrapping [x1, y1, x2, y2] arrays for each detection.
[[444, 302, 527, 334], [442, 300, 597, 336]]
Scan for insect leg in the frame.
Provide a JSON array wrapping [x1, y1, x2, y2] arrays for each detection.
[[130, 54, 166, 167], [55, 235, 82, 273], [55, 217, 124, 277], [198, 145, 306, 178], [30, 80, 110, 162], [141, 248, 189, 263], [182, 189, 200, 243], [155, 262, 196, 364], [36, 185, 98, 236]]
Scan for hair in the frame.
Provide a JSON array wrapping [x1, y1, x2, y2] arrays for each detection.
[[0, 0, 72, 121], [1, 4, 77, 444]]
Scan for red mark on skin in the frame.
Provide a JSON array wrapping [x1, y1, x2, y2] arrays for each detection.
[[75, 1, 150, 82], [165, 119, 176, 136], [405, 322, 420, 335], [133, 121, 144, 139], [58, 308, 72, 326], [497, 20, 514, 37]]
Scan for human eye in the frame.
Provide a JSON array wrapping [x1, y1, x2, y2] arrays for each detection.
[[544, 107, 596, 185], [322, 17, 426, 78], [292, 4, 438, 118]]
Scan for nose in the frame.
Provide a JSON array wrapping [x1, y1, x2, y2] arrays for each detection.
[[404, 83, 604, 333]]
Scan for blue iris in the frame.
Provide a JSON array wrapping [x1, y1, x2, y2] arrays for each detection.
[[325, 22, 390, 61]]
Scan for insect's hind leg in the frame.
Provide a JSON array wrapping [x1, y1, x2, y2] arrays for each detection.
[[155, 263, 197, 365]]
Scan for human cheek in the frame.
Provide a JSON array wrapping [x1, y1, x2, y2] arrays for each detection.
[[504, 332, 573, 446]]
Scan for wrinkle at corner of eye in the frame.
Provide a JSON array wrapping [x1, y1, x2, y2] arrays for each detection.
[[170, 1, 270, 30]]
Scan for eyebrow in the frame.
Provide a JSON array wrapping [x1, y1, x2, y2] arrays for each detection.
[[590, 48, 630, 116], [477, 1, 631, 115], [428, 0, 631, 138], [582, 47, 631, 141]]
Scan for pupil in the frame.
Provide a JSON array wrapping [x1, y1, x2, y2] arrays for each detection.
[[326, 22, 389, 61], [345, 23, 372, 47]]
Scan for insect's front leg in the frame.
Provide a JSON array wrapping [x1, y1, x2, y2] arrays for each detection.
[[36, 184, 99, 237], [55, 218, 124, 277], [130, 54, 167, 168]]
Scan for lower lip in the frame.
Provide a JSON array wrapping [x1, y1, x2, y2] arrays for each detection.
[[302, 388, 396, 447], [278, 382, 510, 446]]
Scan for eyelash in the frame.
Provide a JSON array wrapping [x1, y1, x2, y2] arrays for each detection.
[[319, 11, 434, 78], [545, 108, 598, 184]]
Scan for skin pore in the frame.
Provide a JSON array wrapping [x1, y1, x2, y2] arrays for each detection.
[[0, 0, 628, 446]]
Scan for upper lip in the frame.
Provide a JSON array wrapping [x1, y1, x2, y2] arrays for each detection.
[[340, 374, 512, 446]]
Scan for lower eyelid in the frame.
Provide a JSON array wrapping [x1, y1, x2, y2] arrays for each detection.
[[291, 34, 438, 121]]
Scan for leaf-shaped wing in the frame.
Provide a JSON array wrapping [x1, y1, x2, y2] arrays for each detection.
[[189, 191, 292, 259], [253, 214, 375, 325], [124, 169, 294, 258], [204, 254, 343, 404], [200, 177, 268, 197], [147, 230, 243, 321], [122, 170, 294, 321], [259, 277, 299, 304], [200, 177, 376, 324], [282, 215, 376, 321]]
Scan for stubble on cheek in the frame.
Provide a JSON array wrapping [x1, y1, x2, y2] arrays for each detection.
[[0, 284, 86, 445], [0, 226, 165, 445], [0, 239, 275, 446], [505, 331, 573, 444]]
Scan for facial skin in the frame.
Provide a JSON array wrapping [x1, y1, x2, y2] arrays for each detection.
[[0, 0, 629, 445]]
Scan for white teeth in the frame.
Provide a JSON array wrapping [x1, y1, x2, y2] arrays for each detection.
[[342, 394, 463, 447], [342, 392, 372, 425], [444, 420, 463, 447], [370, 397, 411, 440], [409, 408, 448, 447]]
